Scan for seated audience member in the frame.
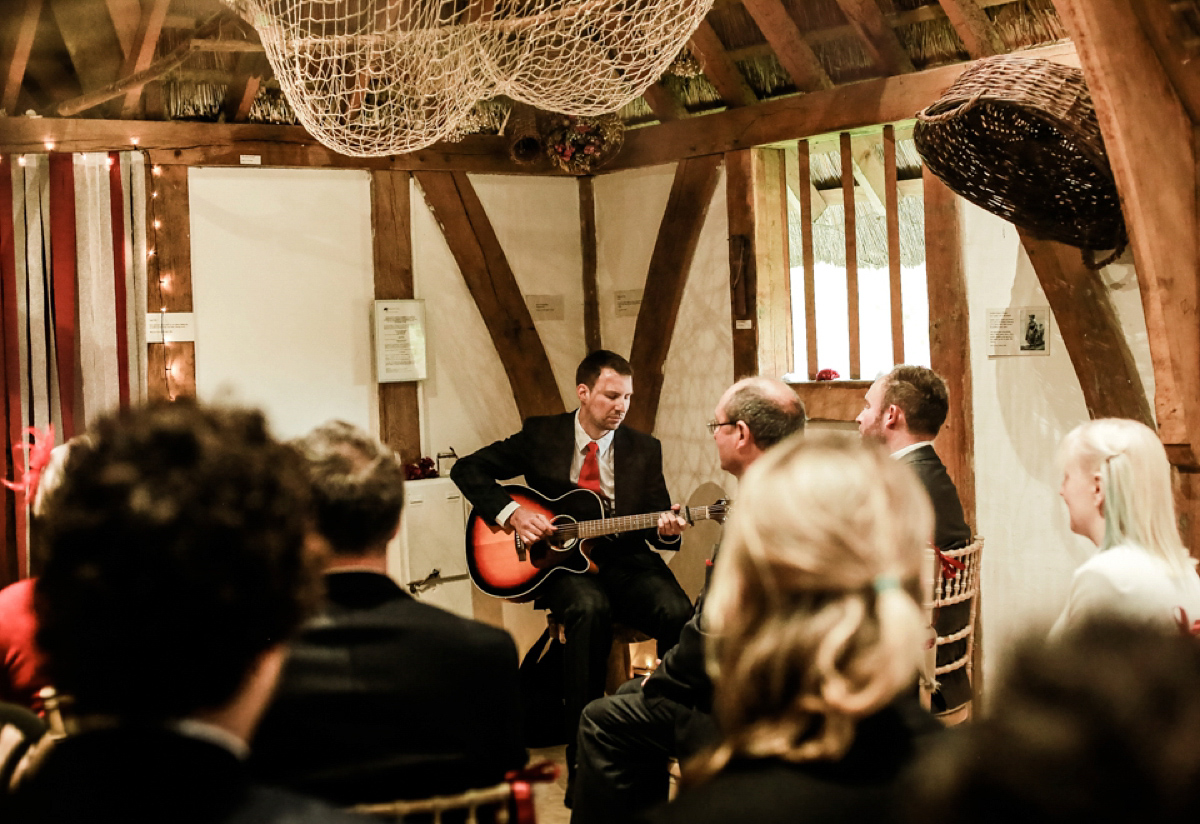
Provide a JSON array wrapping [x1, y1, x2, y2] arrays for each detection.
[[911, 619, 1200, 824], [642, 432, 943, 824], [571, 376, 805, 823], [250, 420, 526, 805], [856, 365, 973, 717], [1, 402, 362, 824], [1053, 418, 1200, 635], [0, 442, 73, 714]]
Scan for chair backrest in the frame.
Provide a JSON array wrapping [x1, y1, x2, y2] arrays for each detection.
[[347, 762, 562, 824], [0, 700, 46, 791], [931, 536, 984, 676]]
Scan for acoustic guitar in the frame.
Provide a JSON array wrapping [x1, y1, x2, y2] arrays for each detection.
[[465, 484, 728, 601]]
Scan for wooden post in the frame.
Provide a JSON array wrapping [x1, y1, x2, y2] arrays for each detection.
[[884, 124, 904, 365], [797, 140, 818, 379], [579, 177, 600, 353], [726, 150, 758, 380], [754, 148, 792, 378], [146, 163, 195, 401], [840, 132, 860, 379], [372, 170, 421, 465], [923, 171, 976, 530]]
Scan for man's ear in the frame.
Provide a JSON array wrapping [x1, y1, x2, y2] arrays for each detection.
[[883, 403, 904, 430], [735, 419, 752, 446], [576, 383, 589, 405]]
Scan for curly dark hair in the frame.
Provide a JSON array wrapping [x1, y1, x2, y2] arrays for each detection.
[[910, 619, 1200, 824], [575, 349, 632, 389], [882, 365, 949, 437], [293, 420, 405, 555], [34, 401, 320, 721]]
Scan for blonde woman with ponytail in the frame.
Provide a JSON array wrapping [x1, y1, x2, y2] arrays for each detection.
[[1052, 418, 1200, 635], [642, 432, 942, 824]]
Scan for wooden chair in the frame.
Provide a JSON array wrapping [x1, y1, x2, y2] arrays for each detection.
[[348, 762, 556, 824], [926, 536, 984, 721], [545, 613, 656, 693]]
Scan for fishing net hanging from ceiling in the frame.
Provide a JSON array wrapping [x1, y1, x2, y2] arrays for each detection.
[[225, 0, 714, 157]]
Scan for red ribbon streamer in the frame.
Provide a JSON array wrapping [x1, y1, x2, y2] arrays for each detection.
[[1176, 607, 1200, 637], [935, 547, 966, 579]]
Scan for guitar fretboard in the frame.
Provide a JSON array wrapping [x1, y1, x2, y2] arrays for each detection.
[[555, 505, 726, 539]]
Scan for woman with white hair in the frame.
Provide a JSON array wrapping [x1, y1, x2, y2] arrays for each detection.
[[1053, 418, 1200, 635], [643, 432, 942, 824]]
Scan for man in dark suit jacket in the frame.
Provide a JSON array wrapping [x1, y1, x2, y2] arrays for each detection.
[[3, 402, 360, 824], [451, 350, 693, 785], [250, 420, 527, 804], [857, 365, 974, 717], [571, 377, 807, 824]]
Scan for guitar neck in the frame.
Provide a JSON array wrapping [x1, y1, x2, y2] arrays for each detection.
[[574, 505, 723, 540]]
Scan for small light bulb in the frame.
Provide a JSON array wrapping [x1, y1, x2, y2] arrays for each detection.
[[153, 220, 161, 229], [17, 156, 26, 167], [131, 137, 140, 146], [160, 306, 167, 313], [43, 141, 54, 151], [152, 165, 162, 176], [147, 249, 155, 258]]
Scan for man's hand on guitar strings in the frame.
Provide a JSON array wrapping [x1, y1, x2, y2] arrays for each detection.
[[657, 504, 689, 538], [507, 505, 556, 546]]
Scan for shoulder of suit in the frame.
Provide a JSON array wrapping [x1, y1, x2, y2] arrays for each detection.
[[616, 423, 657, 444]]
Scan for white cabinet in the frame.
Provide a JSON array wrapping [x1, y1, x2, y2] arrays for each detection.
[[387, 477, 474, 618]]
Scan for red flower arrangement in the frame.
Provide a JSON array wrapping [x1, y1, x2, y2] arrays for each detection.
[[544, 114, 624, 175]]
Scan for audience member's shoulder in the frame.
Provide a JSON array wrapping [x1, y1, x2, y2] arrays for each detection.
[[228, 786, 371, 824]]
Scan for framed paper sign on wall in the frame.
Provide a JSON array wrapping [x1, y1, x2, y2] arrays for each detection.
[[374, 299, 427, 382]]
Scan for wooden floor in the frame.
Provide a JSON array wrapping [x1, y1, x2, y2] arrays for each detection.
[[528, 745, 572, 824]]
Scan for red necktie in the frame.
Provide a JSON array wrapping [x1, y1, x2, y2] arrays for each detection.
[[578, 441, 604, 497]]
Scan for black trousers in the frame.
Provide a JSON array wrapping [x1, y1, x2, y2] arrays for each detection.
[[537, 547, 692, 766], [570, 680, 718, 824]]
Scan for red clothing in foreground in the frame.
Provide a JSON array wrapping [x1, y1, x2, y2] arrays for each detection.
[[0, 579, 47, 713]]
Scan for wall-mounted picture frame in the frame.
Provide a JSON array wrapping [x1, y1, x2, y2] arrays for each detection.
[[373, 299, 427, 382]]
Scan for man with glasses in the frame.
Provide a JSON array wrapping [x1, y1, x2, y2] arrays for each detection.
[[570, 376, 806, 824]]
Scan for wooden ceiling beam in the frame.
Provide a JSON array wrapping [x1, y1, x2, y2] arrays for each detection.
[[726, 0, 1025, 63], [222, 53, 267, 123], [606, 41, 1077, 171], [935, 0, 1006, 58], [833, 0, 916, 75], [849, 134, 885, 212], [105, 0, 140, 58], [741, 0, 833, 92], [689, 19, 757, 108], [0, 116, 540, 174], [2, 0, 44, 115], [640, 82, 688, 123], [1128, 0, 1200, 124], [118, 0, 171, 117], [49, 0, 125, 95]]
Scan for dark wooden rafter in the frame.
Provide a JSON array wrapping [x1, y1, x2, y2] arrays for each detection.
[[116, 0, 170, 117], [923, 170, 976, 529], [840, 132, 860, 379], [222, 53, 268, 123], [688, 19, 757, 108], [413, 171, 564, 421], [725, 150, 758, 381], [935, 0, 1006, 58], [741, 0, 834, 92], [625, 154, 724, 433], [640, 82, 687, 123], [49, 0, 125, 98], [1127, 0, 1200, 125], [1018, 229, 1153, 427], [372, 170, 422, 465], [579, 177, 600, 352], [1, 0, 42, 115], [105, 0, 140, 57], [1052, 0, 1200, 470], [833, 0, 916, 75], [53, 9, 233, 117], [606, 42, 1077, 172], [797, 140, 818, 379]]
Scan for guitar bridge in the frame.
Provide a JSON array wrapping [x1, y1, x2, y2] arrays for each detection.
[[514, 534, 527, 562]]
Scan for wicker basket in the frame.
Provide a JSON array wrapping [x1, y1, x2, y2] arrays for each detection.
[[915, 55, 1126, 268]]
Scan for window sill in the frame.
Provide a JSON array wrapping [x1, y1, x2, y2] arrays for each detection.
[[784, 379, 873, 423]]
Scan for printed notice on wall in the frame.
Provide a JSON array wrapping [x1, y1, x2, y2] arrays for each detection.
[[374, 300, 427, 382], [525, 294, 565, 321], [615, 289, 643, 318], [988, 306, 1051, 357], [146, 312, 195, 343]]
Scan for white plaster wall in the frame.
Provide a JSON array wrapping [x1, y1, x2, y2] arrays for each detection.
[[963, 201, 1156, 693], [188, 167, 377, 439]]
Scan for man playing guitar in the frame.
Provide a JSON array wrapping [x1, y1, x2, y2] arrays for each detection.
[[451, 350, 692, 788]]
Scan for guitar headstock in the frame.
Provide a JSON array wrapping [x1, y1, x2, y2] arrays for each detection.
[[709, 499, 730, 524]]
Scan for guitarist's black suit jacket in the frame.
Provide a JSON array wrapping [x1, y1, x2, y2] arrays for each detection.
[[899, 444, 973, 714], [249, 570, 526, 805], [451, 411, 677, 561]]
